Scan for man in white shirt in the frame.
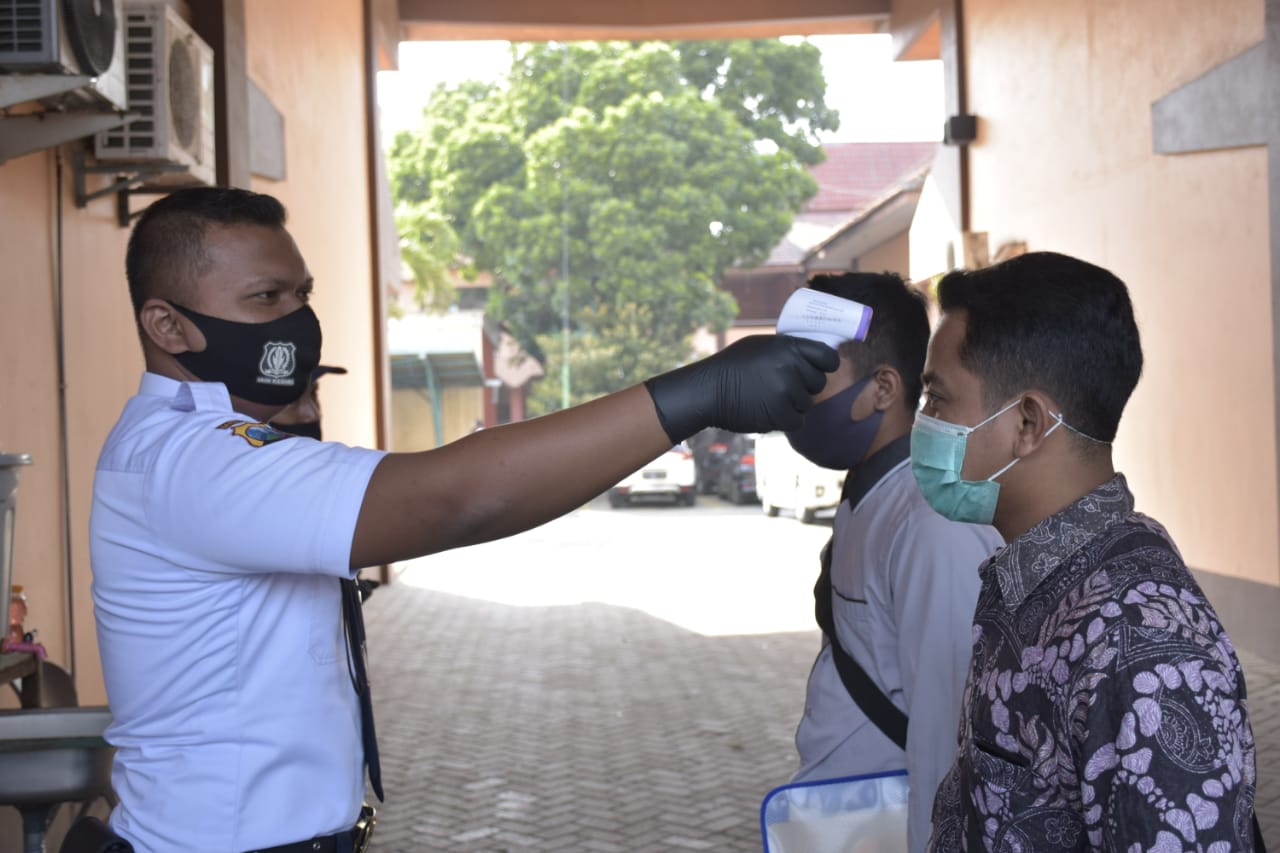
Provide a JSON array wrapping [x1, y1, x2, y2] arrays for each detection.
[[786, 272, 1002, 853], [91, 187, 838, 853]]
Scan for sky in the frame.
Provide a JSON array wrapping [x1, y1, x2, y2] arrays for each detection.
[[376, 33, 943, 145]]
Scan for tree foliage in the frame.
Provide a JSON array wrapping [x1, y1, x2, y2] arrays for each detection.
[[394, 201, 460, 312], [387, 40, 837, 413]]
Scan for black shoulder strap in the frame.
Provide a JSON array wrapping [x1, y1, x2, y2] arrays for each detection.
[[815, 537, 908, 750], [812, 436, 911, 751]]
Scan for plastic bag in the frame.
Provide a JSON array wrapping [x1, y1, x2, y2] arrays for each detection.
[[760, 769, 909, 853]]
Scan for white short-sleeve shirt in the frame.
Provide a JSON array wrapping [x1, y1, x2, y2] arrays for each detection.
[[792, 459, 1003, 853], [90, 373, 388, 853]]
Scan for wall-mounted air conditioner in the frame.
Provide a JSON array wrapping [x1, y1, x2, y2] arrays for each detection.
[[94, 1, 215, 186], [0, 0, 128, 110]]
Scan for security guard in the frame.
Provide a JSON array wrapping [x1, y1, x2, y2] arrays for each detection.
[[89, 187, 837, 852]]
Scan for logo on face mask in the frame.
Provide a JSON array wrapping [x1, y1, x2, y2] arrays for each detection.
[[259, 342, 298, 384]]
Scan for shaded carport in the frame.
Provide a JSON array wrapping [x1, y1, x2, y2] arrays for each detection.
[[383, 0, 1280, 667], [377, 1, 1280, 846], [390, 351, 486, 449]]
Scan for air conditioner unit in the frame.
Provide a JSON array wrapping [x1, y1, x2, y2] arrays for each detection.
[[0, 0, 128, 110], [93, 1, 214, 186]]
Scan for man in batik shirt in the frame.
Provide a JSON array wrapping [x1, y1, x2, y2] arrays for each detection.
[[912, 251, 1258, 851]]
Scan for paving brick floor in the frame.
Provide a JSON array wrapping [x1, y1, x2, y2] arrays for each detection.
[[363, 583, 1279, 852], [1242, 648, 1280, 847], [365, 586, 814, 852]]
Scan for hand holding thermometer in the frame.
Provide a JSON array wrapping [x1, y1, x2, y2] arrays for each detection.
[[775, 287, 874, 348]]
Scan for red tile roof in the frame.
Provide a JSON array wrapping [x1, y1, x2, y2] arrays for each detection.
[[805, 142, 938, 214]]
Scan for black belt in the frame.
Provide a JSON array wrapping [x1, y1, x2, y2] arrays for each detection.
[[245, 805, 375, 853], [245, 828, 355, 853]]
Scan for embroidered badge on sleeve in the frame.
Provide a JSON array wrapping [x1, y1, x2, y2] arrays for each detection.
[[215, 420, 292, 447]]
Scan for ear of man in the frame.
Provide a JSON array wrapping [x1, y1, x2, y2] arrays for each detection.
[[1009, 391, 1061, 459], [851, 365, 902, 422], [138, 298, 203, 356], [870, 365, 904, 412]]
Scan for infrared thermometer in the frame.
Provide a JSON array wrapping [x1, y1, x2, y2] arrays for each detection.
[[775, 287, 873, 349]]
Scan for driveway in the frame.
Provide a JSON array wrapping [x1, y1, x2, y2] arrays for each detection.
[[363, 495, 1279, 851]]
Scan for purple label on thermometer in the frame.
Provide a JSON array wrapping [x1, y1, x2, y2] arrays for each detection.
[[775, 288, 874, 348]]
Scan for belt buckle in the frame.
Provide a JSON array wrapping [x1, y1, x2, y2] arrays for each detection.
[[353, 804, 376, 853]]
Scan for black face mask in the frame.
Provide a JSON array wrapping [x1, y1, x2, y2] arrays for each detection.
[[272, 420, 322, 441], [171, 303, 322, 406], [784, 375, 883, 471]]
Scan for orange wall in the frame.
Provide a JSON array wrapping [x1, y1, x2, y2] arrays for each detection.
[[246, 0, 380, 450], [963, 0, 1275, 585], [0, 150, 141, 706], [0, 0, 379, 706]]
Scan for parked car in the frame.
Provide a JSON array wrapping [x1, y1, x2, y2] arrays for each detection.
[[689, 427, 734, 494], [714, 433, 760, 505], [608, 444, 697, 507], [753, 431, 844, 523]]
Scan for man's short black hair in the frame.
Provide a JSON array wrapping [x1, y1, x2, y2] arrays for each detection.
[[125, 187, 287, 316], [936, 251, 1143, 443], [806, 271, 930, 412]]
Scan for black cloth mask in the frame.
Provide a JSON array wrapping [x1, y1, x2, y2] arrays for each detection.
[[784, 374, 884, 471], [171, 302, 322, 406], [273, 420, 322, 441]]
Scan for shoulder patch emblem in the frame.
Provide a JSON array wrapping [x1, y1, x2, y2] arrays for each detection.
[[215, 420, 292, 448]]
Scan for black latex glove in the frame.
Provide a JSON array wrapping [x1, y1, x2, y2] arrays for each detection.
[[643, 335, 839, 444]]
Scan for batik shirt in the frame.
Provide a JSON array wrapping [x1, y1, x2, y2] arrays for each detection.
[[928, 475, 1257, 852]]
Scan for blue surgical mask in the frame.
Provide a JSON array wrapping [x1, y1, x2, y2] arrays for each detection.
[[785, 375, 884, 471], [910, 399, 1064, 524]]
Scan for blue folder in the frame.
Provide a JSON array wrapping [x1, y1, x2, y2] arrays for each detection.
[[760, 769, 909, 853]]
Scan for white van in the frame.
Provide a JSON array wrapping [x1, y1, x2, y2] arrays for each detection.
[[753, 431, 845, 523]]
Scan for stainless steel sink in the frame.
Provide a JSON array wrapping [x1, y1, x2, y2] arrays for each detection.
[[0, 707, 113, 805]]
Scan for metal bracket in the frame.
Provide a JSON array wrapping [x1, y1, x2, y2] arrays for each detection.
[[0, 74, 94, 110], [0, 110, 134, 164], [72, 149, 193, 227]]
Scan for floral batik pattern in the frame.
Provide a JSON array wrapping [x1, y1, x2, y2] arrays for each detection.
[[928, 476, 1257, 852]]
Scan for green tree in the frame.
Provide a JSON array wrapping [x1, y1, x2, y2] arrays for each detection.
[[676, 39, 838, 166], [395, 201, 460, 312], [387, 39, 836, 414], [387, 81, 488, 312]]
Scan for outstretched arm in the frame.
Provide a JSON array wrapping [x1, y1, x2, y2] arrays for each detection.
[[350, 335, 837, 567]]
